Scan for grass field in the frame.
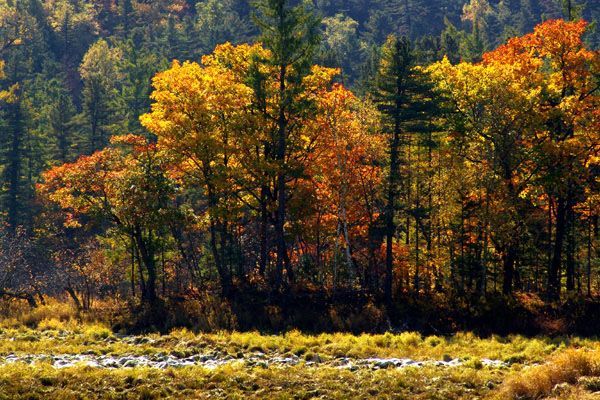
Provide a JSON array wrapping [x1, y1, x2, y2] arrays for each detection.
[[1, 302, 600, 399], [1, 327, 600, 399]]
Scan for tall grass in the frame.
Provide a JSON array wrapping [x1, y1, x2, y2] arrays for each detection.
[[497, 349, 600, 399]]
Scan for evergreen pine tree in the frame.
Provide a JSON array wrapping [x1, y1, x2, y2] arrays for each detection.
[[373, 35, 441, 301], [252, 0, 321, 289]]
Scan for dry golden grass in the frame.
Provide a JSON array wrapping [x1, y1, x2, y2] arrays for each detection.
[[496, 349, 600, 399], [3, 300, 600, 399], [0, 362, 501, 399]]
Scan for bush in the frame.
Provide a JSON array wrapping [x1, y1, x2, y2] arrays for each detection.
[[83, 324, 113, 340], [397, 332, 422, 347], [19, 301, 77, 328], [37, 318, 68, 332]]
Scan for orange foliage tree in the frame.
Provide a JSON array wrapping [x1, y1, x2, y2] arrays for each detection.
[[140, 42, 386, 292], [38, 135, 181, 305], [429, 19, 599, 297]]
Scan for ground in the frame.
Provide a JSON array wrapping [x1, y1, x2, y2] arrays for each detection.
[[1, 303, 600, 399]]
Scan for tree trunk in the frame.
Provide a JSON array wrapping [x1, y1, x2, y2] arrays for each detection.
[[65, 286, 82, 310], [587, 206, 593, 297], [134, 227, 157, 305], [385, 125, 400, 305], [566, 205, 576, 292], [502, 244, 517, 295], [548, 196, 567, 300], [274, 63, 292, 290], [259, 187, 269, 276], [6, 98, 23, 230]]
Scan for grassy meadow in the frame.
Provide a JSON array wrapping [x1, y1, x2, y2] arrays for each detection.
[[0, 301, 599, 399]]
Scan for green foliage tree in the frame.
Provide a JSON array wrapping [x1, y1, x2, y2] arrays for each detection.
[[252, 0, 321, 289], [78, 39, 124, 153], [373, 35, 440, 301], [196, 0, 252, 53]]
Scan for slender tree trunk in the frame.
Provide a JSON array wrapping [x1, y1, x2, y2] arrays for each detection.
[[259, 187, 269, 276], [209, 218, 229, 293], [385, 123, 400, 305], [274, 63, 292, 290], [502, 244, 516, 295], [203, 164, 231, 295], [134, 227, 157, 305], [130, 234, 136, 298], [588, 206, 593, 297], [414, 170, 420, 295], [6, 98, 23, 230], [219, 221, 230, 285], [548, 196, 567, 300], [566, 205, 576, 292], [65, 286, 82, 310], [134, 244, 146, 300]]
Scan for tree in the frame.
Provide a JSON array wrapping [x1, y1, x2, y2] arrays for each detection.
[[120, 0, 135, 35], [319, 14, 360, 82], [141, 49, 256, 294], [483, 19, 599, 299], [39, 135, 180, 306], [120, 39, 161, 134], [45, 0, 99, 72], [252, 0, 321, 289], [2, 91, 26, 229], [428, 56, 542, 295], [303, 83, 385, 289], [374, 35, 440, 300], [0, 227, 48, 307], [461, 0, 492, 61], [0, 0, 37, 229], [48, 83, 77, 163], [141, 42, 342, 293], [195, 0, 252, 53], [429, 19, 599, 297], [78, 39, 124, 153]]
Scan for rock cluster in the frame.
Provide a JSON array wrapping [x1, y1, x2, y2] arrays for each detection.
[[0, 353, 509, 370]]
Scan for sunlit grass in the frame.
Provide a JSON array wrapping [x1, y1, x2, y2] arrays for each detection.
[[2, 305, 600, 399], [495, 349, 600, 399], [0, 319, 590, 366], [0, 362, 502, 399]]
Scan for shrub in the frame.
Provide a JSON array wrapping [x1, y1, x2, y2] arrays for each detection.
[[424, 336, 442, 347], [464, 357, 483, 370], [397, 332, 422, 347], [19, 301, 77, 328], [578, 376, 600, 392], [37, 318, 67, 332], [83, 324, 113, 340]]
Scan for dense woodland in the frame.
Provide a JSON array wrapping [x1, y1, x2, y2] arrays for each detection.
[[0, 0, 599, 332]]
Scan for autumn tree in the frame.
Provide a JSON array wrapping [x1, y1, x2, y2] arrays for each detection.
[[39, 135, 180, 306], [0, 227, 49, 307], [141, 42, 344, 293], [302, 84, 384, 289], [481, 19, 599, 299], [429, 19, 599, 297], [141, 50, 256, 294]]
